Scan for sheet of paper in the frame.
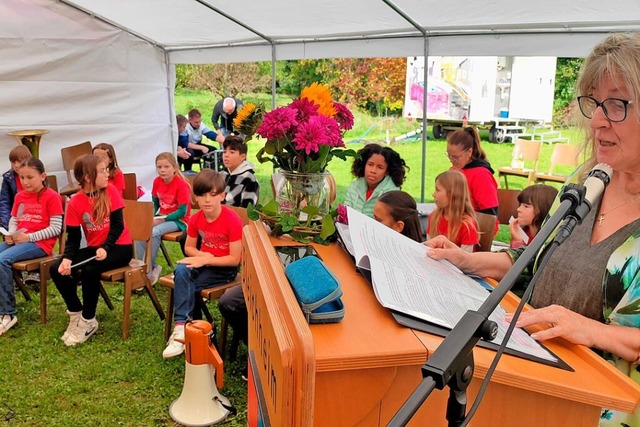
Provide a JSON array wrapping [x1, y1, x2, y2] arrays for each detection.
[[71, 255, 97, 269], [346, 206, 557, 363], [335, 222, 355, 257], [0, 227, 26, 236]]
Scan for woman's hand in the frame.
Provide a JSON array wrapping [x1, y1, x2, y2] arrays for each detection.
[[96, 248, 107, 261], [506, 304, 596, 347], [58, 258, 72, 276], [424, 235, 470, 269]]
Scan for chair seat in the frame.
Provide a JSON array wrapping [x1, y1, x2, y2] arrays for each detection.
[[497, 167, 535, 177], [101, 262, 147, 287], [59, 183, 81, 197], [534, 172, 567, 183], [161, 231, 182, 242], [13, 255, 57, 271]]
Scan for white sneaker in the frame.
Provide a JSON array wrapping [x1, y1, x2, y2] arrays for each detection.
[[64, 317, 99, 346], [61, 311, 82, 341], [0, 315, 17, 336], [163, 324, 185, 359], [148, 265, 162, 286]]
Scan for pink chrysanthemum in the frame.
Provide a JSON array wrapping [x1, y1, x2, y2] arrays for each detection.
[[289, 98, 320, 125], [292, 116, 326, 155], [333, 102, 354, 131], [336, 204, 349, 224], [256, 107, 298, 140]]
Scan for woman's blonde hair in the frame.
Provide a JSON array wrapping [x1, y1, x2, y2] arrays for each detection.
[[428, 171, 476, 241], [74, 154, 110, 224], [576, 33, 640, 171]]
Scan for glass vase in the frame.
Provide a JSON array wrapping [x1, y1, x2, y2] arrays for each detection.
[[275, 171, 331, 218]]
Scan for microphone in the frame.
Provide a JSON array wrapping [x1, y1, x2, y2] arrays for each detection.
[[583, 163, 613, 207], [553, 163, 612, 244]]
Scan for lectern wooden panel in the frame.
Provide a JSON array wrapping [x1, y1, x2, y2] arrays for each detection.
[[243, 221, 640, 426]]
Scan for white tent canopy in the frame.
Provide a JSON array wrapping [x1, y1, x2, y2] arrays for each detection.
[[2, 0, 640, 188]]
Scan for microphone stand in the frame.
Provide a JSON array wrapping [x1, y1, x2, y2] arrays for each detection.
[[388, 184, 588, 427]]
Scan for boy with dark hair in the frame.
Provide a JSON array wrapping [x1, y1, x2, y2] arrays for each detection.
[[163, 169, 242, 359], [221, 135, 259, 208], [0, 145, 32, 229]]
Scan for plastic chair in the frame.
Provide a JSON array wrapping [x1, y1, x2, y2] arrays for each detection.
[[122, 172, 138, 200], [99, 200, 165, 339], [497, 139, 542, 189], [59, 141, 92, 196], [12, 197, 67, 323], [159, 205, 251, 360], [533, 143, 580, 184], [475, 212, 497, 252]]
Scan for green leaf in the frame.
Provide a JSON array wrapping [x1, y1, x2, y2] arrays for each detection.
[[261, 199, 281, 217], [246, 203, 260, 220], [319, 214, 336, 240], [280, 214, 299, 232]]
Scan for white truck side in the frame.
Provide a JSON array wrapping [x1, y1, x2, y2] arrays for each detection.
[[403, 56, 557, 142]]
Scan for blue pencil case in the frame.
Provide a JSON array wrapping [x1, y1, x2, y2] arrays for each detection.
[[284, 256, 345, 324]]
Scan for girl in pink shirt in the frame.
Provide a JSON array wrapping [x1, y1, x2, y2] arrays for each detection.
[[50, 154, 133, 346], [0, 158, 63, 336]]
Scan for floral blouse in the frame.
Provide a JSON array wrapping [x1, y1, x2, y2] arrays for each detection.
[[505, 163, 640, 426]]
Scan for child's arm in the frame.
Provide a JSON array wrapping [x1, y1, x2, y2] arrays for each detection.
[[62, 225, 82, 260], [101, 208, 125, 253], [164, 203, 188, 222], [179, 240, 241, 269], [11, 215, 62, 245], [0, 178, 13, 229]]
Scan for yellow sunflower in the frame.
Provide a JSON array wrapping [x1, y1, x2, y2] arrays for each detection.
[[233, 102, 264, 142], [301, 83, 336, 118]]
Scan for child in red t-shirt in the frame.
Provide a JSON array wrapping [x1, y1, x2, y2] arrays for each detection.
[[92, 143, 126, 196], [163, 169, 242, 359], [50, 154, 133, 346], [427, 170, 479, 252], [0, 158, 63, 336], [136, 153, 191, 285]]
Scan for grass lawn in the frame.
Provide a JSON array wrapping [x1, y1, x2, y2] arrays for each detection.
[[0, 89, 586, 426]]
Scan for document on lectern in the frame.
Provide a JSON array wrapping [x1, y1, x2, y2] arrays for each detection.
[[346, 207, 565, 367]]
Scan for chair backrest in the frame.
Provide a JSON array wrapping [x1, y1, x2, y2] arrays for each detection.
[[546, 143, 580, 176], [326, 172, 337, 205], [497, 188, 521, 225], [46, 175, 58, 192], [185, 175, 199, 209], [61, 141, 92, 184], [475, 212, 497, 252], [227, 205, 251, 226], [512, 139, 542, 164], [123, 200, 154, 266], [122, 172, 137, 200]]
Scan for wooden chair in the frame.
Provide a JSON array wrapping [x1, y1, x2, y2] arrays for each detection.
[[122, 172, 138, 200], [159, 205, 251, 360], [497, 188, 521, 225], [12, 197, 66, 323], [46, 175, 58, 192], [99, 200, 165, 339], [59, 141, 92, 196], [497, 139, 542, 189], [475, 212, 497, 252], [533, 143, 580, 184]]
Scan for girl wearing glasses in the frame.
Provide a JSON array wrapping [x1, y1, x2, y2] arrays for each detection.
[[446, 128, 499, 221], [427, 33, 640, 426], [50, 154, 133, 347]]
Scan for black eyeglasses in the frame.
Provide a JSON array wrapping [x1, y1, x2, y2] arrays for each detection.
[[577, 95, 633, 122]]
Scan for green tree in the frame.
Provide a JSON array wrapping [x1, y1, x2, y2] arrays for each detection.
[[553, 58, 583, 127]]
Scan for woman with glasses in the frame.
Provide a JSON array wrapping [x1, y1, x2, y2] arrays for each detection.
[[426, 33, 640, 426], [446, 127, 499, 222]]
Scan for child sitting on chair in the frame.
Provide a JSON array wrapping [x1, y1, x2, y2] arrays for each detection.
[[221, 135, 259, 208], [163, 169, 242, 359]]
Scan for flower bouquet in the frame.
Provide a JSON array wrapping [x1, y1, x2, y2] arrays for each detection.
[[235, 83, 357, 243]]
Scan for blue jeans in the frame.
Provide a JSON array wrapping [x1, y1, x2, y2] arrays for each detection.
[[172, 263, 238, 323], [0, 242, 46, 315], [135, 221, 180, 270]]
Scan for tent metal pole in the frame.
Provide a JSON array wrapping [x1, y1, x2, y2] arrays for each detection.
[[420, 37, 429, 202], [271, 45, 277, 110]]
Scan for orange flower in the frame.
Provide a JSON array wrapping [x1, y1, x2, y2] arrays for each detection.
[[234, 102, 256, 128], [300, 83, 336, 118]]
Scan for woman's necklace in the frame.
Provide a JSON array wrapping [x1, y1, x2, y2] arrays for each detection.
[[597, 201, 631, 226]]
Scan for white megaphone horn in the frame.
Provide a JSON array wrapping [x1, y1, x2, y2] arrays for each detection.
[[169, 320, 234, 426]]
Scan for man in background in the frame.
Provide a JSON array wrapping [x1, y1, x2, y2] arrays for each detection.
[[211, 96, 243, 137]]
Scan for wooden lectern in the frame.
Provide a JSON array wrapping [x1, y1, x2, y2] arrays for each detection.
[[243, 221, 640, 426]]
